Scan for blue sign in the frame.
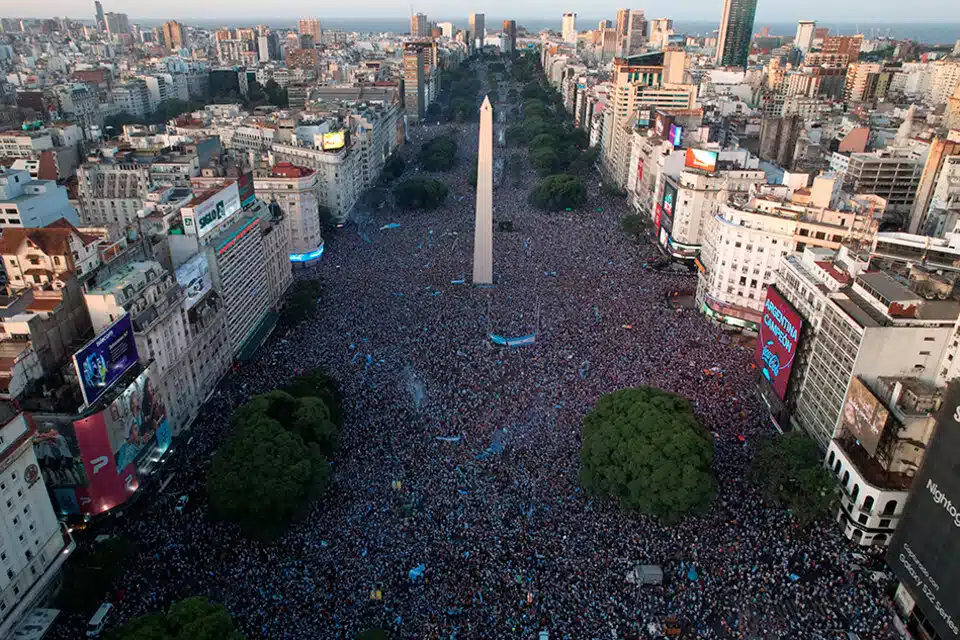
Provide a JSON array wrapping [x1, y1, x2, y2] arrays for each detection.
[[289, 243, 325, 263], [72, 314, 140, 406]]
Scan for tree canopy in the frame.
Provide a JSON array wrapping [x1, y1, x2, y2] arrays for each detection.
[[418, 136, 458, 171], [207, 380, 339, 537], [58, 536, 134, 613], [528, 174, 587, 211], [751, 431, 838, 525], [393, 177, 449, 211], [108, 597, 244, 640], [580, 387, 716, 523], [285, 279, 323, 325]]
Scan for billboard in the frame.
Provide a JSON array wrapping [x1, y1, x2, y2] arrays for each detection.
[[72, 314, 140, 407], [175, 253, 213, 310], [182, 181, 241, 240], [321, 130, 346, 151], [654, 111, 674, 139], [754, 287, 803, 400], [685, 148, 719, 173], [888, 381, 960, 640], [103, 368, 171, 475], [637, 109, 651, 127], [839, 376, 891, 456], [635, 158, 644, 186], [654, 203, 662, 230], [668, 123, 683, 147], [660, 182, 677, 235], [237, 171, 256, 208]]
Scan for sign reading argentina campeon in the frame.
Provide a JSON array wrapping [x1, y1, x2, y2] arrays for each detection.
[[754, 286, 803, 400]]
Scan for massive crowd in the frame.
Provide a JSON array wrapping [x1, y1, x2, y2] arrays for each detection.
[[51, 76, 898, 640]]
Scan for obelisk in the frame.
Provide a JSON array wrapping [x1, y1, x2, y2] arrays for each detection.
[[472, 96, 494, 285]]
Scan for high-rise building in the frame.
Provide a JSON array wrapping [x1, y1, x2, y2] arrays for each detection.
[[161, 20, 186, 50], [820, 35, 863, 65], [503, 20, 517, 51], [257, 31, 281, 62], [103, 12, 129, 38], [715, 0, 758, 68], [438, 22, 455, 38], [468, 13, 485, 52], [297, 17, 321, 43], [649, 18, 674, 49], [614, 9, 647, 57], [794, 20, 815, 54], [94, 0, 104, 31], [403, 41, 438, 123], [410, 13, 430, 38], [562, 12, 577, 44]]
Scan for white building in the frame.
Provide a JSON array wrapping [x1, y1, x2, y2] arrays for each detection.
[[0, 411, 75, 640], [76, 157, 151, 229], [254, 164, 324, 262], [794, 20, 816, 55], [0, 132, 53, 159], [930, 60, 960, 107], [561, 13, 577, 45], [0, 169, 80, 229]]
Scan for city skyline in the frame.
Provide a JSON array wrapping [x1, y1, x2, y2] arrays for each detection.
[[2, 0, 959, 24]]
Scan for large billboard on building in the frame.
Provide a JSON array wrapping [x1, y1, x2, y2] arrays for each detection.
[[32, 368, 171, 516], [754, 287, 803, 400], [838, 376, 891, 456], [660, 182, 677, 235], [888, 381, 960, 640], [654, 111, 674, 139], [237, 171, 256, 208], [321, 131, 346, 151], [175, 253, 213, 310], [72, 314, 140, 407], [685, 148, 719, 173], [182, 181, 241, 240]]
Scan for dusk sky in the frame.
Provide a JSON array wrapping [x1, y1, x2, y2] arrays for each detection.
[[3, 0, 959, 23]]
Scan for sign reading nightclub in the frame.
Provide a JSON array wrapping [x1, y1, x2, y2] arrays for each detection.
[[754, 286, 802, 400], [888, 381, 960, 640]]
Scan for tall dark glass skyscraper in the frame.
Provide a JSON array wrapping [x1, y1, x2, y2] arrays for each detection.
[[715, 0, 758, 68]]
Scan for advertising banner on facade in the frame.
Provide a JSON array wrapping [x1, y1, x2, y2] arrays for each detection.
[[72, 314, 139, 407], [175, 253, 213, 310], [668, 123, 683, 147], [685, 148, 719, 173], [237, 171, 256, 208], [321, 131, 346, 151], [754, 286, 803, 400], [182, 181, 241, 240], [839, 376, 891, 456], [104, 368, 171, 476], [888, 381, 960, 640], [654, 111, 674, 139], [660, 182, 677, 235]]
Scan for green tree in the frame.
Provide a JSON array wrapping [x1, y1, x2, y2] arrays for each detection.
[[393, 177, 449, 210], [286, 279, 323, 324], [383, 155, 406, 181], [108, 597, 245, 640], [530, 146, 560, 175], [58, 537, 134, 613], [263, 79, 288, 107], [529, 174, 587, 211], [751, 431, 838, 525], [284, 368, 344, 429], [528, 133, 559, 151], [208, 389, 336, 537], [580, 387, 716, 523], [418, 136, 458, 171], [620, 214, 646, 239]]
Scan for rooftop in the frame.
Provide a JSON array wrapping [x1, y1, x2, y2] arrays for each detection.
[[0, 219, 99, 256]]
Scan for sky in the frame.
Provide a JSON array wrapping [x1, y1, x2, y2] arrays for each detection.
[[3, 0, 959, 24]]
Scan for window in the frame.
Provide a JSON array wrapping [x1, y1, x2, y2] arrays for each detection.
[[879, 519, 891, 528]]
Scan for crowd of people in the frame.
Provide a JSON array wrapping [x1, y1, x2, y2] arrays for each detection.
[[51, 71, 898, 640]]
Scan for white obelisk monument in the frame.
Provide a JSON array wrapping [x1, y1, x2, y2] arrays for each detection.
[[472, 96, 494, 285]]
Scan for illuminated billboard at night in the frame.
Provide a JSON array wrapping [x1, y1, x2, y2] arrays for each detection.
[[838, 377, 891, 456], [660, 182, 677, 235], [685, 148, 719, 173], [72, 314, 139, 407], [888, 381, 960, 640], [321, 131, 346, 151], [754, 286, 803, 400]]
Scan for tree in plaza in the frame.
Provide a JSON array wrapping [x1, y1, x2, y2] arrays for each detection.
[[284, 368, 344, 429], [528, 133, 560, 152], [620, 214, 646, 239], [207, 387, 337, 537], [382, 155, 406, 180], [530, 146, 560, 175], [285, 278, 323, 325], [751, 431, 838, 525], [418, 136, 458, 171], [393, 177, 449, 211], [108, 596, 245, 640], [58, 537, 134, 613], [580, 387, 716, 523], [528, 174, 587, 211]]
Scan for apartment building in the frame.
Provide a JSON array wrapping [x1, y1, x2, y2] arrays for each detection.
[[840, 151, 923, 217], [0, 220, 102, 289], [254, 164, 324, 261], [0, 169, 80, 229], [76, 157, 151, 229]]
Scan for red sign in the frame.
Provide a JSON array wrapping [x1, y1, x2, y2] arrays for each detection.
[[754, 287, 803, 400], [73, 412, 138, 515], [654, 203, 662, 230]]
